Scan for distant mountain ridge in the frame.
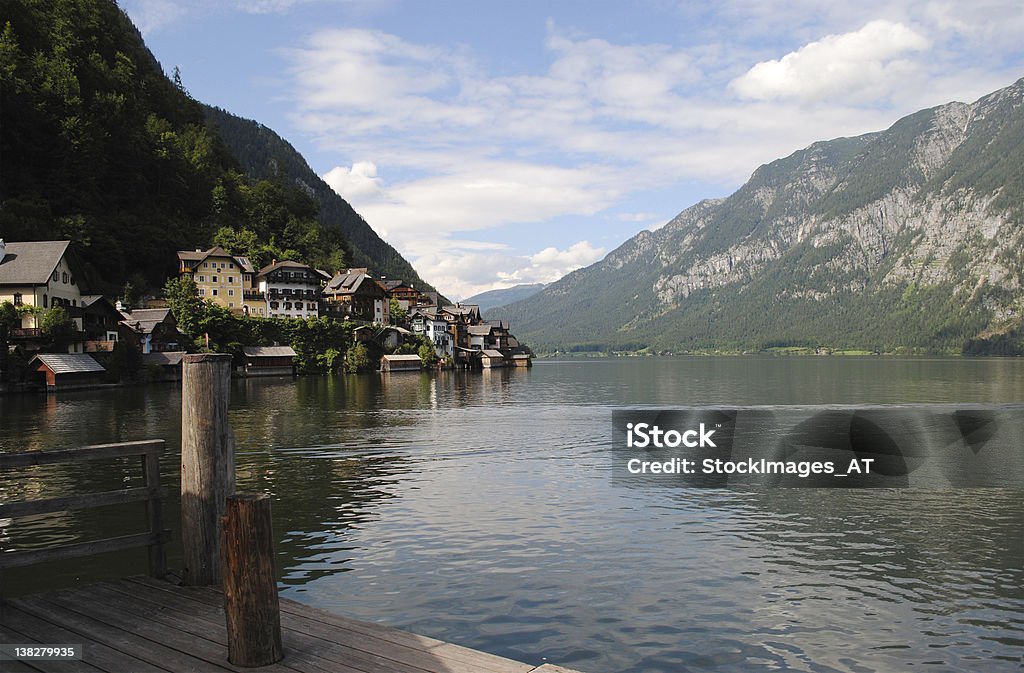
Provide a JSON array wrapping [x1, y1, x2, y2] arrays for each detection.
[[496, 77, 1024, 354], [463, 284, 547, 314]]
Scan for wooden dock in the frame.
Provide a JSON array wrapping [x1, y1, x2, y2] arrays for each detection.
[[0, 576, 580, 673]]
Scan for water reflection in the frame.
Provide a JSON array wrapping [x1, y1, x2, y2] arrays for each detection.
[[1, 359, 1022, 672]]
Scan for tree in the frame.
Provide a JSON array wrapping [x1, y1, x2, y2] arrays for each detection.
[[389, 299, 408, 326], [40, 305, 77, 351], [418, 341, 439, 369], [164, 275, 203, 338], [345, 342, 370, 373]]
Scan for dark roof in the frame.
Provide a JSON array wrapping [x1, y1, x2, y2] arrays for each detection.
[[120, 308, 174, 335], [257, 260, 329, 278], [325, 270, 385, 297], [30, 353, 105, 374], [0, 240, 72, 286], [242, 346, 297, 358], [142, 352, 186, 366]]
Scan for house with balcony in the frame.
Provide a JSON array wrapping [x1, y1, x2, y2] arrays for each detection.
[[177, 246, 255, 314], [409, 308, 454, 358], [0, 239, 87, 353], [323, 268, 390, 324], [257, 260, 330, 319], [118, 308, 183, 354]]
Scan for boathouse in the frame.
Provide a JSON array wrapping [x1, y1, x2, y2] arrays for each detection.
[[480, 349, 506, 368], [241, 346, 297, 376], [29, 353, 106, 390], [380, 354, 422, 372]]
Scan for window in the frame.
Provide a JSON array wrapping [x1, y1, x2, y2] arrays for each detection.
[[227, 289, 234, 296], [228, 276, 234, 283], [212, 276, 218, 283], [13, 293, 21, 306], [199, 288, 206, 296], [52, 270, 59, 282], [212, 289, 218, 296], [43, 294, 48, 307], [62, 271, 69, 284], [199, 275, 205, 282], [203, 262, 209, 268]]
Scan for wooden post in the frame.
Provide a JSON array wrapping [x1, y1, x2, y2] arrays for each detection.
[[141, 442, 167, 578], [222, 494, 283, 667], [181, 353, 235, 585]]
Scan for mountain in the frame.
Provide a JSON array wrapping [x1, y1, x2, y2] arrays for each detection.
[[463, 284, 547, 314], [0, 0, 436, 299], [496, 78, 1024, 354], [203, 106, 443, 298]]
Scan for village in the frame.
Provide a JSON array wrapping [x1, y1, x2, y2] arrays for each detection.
[[0, 239, 532, 392]]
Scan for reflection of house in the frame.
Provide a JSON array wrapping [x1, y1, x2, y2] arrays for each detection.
[[323, 268, 390, 324], [241, 346, 297, 376], [257, 260, 329, 319], [118, 308, 182, 354], [380, 354, 421, 372], [30, 353, 105, 390], [177, 246, 256, 313], [0, 239, 86, 352]]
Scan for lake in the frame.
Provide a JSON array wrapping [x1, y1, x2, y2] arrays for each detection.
[[2, 357, 1023, 672]]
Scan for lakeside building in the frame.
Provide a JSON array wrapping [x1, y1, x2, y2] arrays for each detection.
[[241, 345, 297, 376], [81, 295, 123, 352], [409, 308, 454, 359], [118, 308, 183, 354], [0, 239, 86, 353], [323, 268, 391, 324], [29, 353, 105, 390], [176, 246, 256, 313], [257, 260, 330, 319]]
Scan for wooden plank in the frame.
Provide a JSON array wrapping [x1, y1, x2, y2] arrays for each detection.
[[0, 486, 161, 519], [8, 595, 222, 673], [81, 583, 380, 673], [29, 588, 303, 673], [0, 531, 170, 569], [0, 603, 169, 673], [0, 441, 163, 469], [0, 622, 43, 673], [529, 666, 588, 673], [125, 577, 533, 673]]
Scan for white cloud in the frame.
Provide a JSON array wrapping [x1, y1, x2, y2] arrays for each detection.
[[731, 20, 931, 103], [322, 162, 384, 202], [120, 0, 191, 35]]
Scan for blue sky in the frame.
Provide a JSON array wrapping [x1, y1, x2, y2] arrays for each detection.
[[121, 0, 1024, 300]]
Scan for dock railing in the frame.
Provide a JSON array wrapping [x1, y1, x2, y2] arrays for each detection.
[[0, 439, 169, 578]]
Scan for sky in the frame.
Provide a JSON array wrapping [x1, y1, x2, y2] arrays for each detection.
[[120, 0, 1024, 300]]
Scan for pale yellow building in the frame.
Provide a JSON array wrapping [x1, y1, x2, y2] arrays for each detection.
[[177, 246, 262, 314]]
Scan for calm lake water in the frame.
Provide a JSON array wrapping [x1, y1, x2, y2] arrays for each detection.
[[2, 357, 1023, 673]]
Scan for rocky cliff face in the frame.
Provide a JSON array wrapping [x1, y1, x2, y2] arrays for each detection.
[[497, 78, 1024, 352]]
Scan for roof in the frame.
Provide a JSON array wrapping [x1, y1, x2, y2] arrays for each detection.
[[324, 270, 385, 297], [176, 247, 254, 273], [242, 346, 297, 358], [481, 349, 505, 358], [120, 308, 174, 335], [468, 325, 494, 336], [142, 352, 186, 366], [257, 260, 329, 278], [381, 354, 422, 362], [30, 353, 106, 374], [0, 240, 72, 286]]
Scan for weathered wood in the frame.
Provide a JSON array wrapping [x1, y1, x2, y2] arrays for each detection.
[[221, 494, 283, 667], [141, 451, 167, 578], [0, 530, 170, 569], [2, 578, 582, 673], [0, 486, 160, 519], [0, 440, 163, 468], [180, 353, 236, 586]]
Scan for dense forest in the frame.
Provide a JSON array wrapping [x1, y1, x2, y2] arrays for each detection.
[[0, 0, 430, 297]]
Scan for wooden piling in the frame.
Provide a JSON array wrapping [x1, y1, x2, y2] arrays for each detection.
[[222, 494, 283, 667], [180, 353, 235, 585]]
